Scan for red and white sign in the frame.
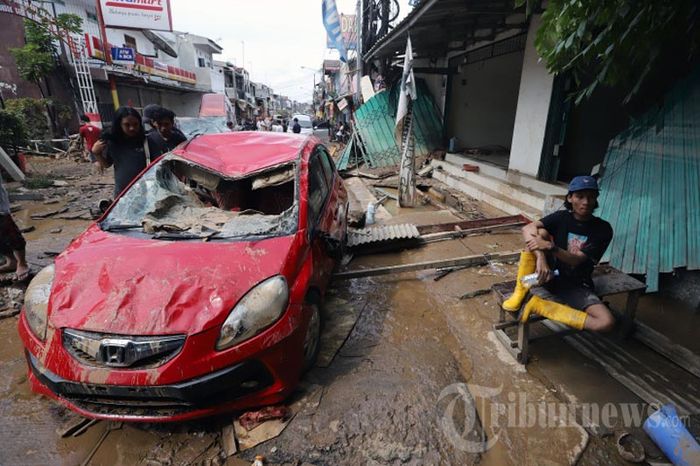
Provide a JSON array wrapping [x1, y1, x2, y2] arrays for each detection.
[[99, 0, 172, 32]]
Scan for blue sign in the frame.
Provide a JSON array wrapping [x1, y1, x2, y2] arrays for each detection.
[[111, 47, 135, 64]]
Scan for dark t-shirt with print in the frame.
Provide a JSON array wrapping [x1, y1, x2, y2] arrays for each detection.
[[104, 137, 159, 197], [147, 128, 187, 156], [540, 210, 613, 288]]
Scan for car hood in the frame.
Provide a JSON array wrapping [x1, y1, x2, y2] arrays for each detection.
[[48, 226, 302, 335]]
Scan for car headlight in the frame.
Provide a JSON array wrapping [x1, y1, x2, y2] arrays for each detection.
[[216, 275, 289, 350], [24, 264, 54, 341]]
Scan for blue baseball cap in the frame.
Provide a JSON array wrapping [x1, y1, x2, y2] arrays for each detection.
[[568, 176, 599, 192]]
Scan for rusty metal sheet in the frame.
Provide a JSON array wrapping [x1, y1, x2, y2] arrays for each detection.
[[347, 223, 420, 248]]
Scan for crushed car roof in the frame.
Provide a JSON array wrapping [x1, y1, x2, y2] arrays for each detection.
[[171, 131, 309, 176]]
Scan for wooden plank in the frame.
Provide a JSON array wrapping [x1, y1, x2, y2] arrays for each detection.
[[517, 320, 529, 363], [494, 329, 524, 363], [416, 214, 527, 234], [0, 146, 25, 182], [634, 322, 700, 379], [334, 251, 520, 279], [493, 268, 645, 299], [591, 268, 646, 296], [420, 222, 524, 243], [543, 321, 700, 414]]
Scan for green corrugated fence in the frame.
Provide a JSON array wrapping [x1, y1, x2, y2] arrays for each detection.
[[599, 68, 700, 292], [337, 79, 444, 170]]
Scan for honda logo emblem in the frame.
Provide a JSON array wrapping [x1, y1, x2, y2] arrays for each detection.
[[98, 339, 132, 367]]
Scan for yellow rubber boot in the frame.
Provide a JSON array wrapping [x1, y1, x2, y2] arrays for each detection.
[[502, 250, 537, 312], [520, 296, 588, 330]]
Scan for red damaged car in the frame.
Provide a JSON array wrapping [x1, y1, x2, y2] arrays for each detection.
[[19, 132, 348, 422]]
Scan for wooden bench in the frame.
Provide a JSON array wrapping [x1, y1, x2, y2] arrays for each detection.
[[492, 265, 646, 364]]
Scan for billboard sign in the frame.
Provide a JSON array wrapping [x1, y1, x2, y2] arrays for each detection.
[[99, 0, 173, 32], [111, 47, 135, 65], [326, 14, 357, 51]]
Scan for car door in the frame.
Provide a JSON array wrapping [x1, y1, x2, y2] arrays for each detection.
[[307, 148, 335, 288], [317, 146, 348, 245]]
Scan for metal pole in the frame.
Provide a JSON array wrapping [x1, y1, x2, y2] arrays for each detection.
[[398, 101, 416, 207], [95, 0, 119, 110], [355, 0, 362, 104]]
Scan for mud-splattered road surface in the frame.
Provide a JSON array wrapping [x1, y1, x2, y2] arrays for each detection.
[[0, 156, 669, 465]]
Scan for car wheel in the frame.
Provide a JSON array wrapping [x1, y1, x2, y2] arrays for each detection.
[[302, 302, 322, 372]]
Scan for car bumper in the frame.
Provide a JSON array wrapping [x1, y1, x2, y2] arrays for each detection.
[[27, 352, 281, 422], [19, 304, 308, 422]]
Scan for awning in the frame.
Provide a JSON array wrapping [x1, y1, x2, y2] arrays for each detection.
[[364, 0, 529, 61]]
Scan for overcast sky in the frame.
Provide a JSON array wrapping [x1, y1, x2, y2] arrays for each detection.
[[170, 0, 410, 103]]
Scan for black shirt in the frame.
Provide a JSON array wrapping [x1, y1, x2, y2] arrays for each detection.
[[292, 123, 301, 134], [147, 128, 187, 156], [540, 210, 613, 288], [104, 137, 159, 197]]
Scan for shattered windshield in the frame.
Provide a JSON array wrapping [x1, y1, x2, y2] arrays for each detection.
[[101, 155, 298, 240], [176, 117, 229, 138]]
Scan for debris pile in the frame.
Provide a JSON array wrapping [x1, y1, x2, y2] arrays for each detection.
[[0, 287, 24, 319]]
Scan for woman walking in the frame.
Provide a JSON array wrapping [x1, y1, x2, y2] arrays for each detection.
[[92, 107, 159, 199]]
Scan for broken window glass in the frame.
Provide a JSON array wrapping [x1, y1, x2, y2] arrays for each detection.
[[101, 155, 298, 240]]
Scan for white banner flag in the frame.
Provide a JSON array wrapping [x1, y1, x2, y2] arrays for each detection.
[[395, 35, 417, 137]]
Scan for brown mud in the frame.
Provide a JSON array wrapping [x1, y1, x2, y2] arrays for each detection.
[[0, 155, 687, 465]]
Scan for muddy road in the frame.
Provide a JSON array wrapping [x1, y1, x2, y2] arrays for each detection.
[[1, 158, 484, 465], [0, 156, 654, 465]]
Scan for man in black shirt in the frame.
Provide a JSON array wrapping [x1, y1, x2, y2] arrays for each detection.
[[292, 118, 301, 134], [148, 107, 187, 156], [502, 176, 615, 332]]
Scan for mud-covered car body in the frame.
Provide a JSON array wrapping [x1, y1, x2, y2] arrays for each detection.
[[19, 132, 348, 422]]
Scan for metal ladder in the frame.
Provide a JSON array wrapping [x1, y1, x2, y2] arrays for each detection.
[[68, 35, 98, 115]]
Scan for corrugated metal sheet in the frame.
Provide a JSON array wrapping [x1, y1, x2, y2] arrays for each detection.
[[340, 80, 443, 170], [599, 68, 700, 292], [347, 223, 420, 247]]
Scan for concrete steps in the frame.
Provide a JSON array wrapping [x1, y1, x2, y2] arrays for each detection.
[[431, 154, 567, 219]]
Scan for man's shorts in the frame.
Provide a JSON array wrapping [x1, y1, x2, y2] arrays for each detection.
[[0, 214, 26, 255], [531, 283, 603, 311]]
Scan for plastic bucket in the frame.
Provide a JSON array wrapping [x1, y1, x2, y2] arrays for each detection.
[[643, 404, 700, 466]]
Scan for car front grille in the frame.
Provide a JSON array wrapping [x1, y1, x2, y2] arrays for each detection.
[[63, 329, 186, 369]]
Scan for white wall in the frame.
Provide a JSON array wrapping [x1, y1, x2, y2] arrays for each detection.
[[508, 15, 554, 177], [210, 66, 225, 94], [55, 2, 155, 55], [193, 47, 213, 90], [446, 50, 525, 149], [161, 92, 202, 117], [413, 57, 448, 118], [105, 29, 156, 56]]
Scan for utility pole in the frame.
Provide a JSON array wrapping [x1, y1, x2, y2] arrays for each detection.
[[95, 0, 120, 110], [355, 0, 362, 105]]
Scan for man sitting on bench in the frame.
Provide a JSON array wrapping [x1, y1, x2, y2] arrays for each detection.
[[502, 176, 615, 332]]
